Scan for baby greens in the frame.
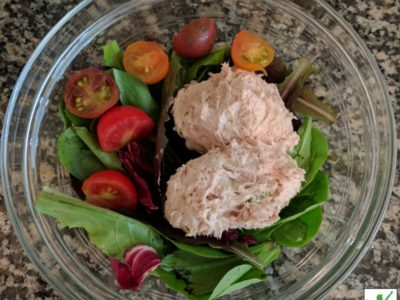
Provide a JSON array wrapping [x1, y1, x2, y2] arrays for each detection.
[[278, 58, 337, 124], [103, 40, 123, 70], [57, 128, 106, 181], [72, 126, 124, 172], [36, 189, 169, 259], [159, 241, 280, 299], [112, 68, 160, 121], [292, 117, 329, 187], [185, 46, 231, 83]]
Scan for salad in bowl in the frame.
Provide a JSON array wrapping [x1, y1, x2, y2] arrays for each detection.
[[36, 17, 337, 299]]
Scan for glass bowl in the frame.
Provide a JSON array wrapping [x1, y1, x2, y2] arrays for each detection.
[[1, 0, 395, 299]]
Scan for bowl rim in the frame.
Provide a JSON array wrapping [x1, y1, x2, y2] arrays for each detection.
[[1, 0, 396, 299]]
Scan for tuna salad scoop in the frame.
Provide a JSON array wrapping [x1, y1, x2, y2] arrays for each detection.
[[164, 139, 305, 238], [172, 63, 299, 153]]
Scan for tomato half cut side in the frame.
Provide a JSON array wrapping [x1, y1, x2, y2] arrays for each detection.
[[64, 67, 120, 119], [231, 30, 275, 72], [97, 105, 154, 153], [123, 41, 169, 85], [82, 170, 137, 211]]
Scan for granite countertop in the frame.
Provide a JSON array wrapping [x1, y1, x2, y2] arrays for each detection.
[[0, 0, 399, 299]]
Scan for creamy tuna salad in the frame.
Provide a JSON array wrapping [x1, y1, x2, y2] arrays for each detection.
[[36, 18, 335, 300], [173, 64, 299, 153], [165, 139, 305, 238]]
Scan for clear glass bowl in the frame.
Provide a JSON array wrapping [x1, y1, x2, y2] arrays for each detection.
[[1, 0, 395, 299]]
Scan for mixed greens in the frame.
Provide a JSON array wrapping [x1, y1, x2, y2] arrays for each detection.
[[37, 18, 336, 299]]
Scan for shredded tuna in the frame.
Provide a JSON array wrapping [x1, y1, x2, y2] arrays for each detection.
[[172, 63, 299, 153], [164, 140, 305, 238]]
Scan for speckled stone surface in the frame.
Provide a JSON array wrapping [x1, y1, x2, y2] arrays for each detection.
[[0, 0, 399, 299]]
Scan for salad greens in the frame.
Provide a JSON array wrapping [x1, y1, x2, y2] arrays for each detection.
[[72, 126, 124, 172], [278, 58, 337, 124], [57, 128, 106, 181], [161, 52, 187, 104], [209, 264, 264, 299], [59, 101, 91, 128], [36, 189, 169, 259], [292, 117, 329, 187], [40, 35, 336, 299], [185, 46, 231, 83], [103, 40, 124, 70], [112, 68, 160, 121], [159, 242, 279, 299]]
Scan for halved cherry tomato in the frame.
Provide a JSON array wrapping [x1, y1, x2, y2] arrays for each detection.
[[231, 30, 275, 72], [173, 18, 216, 58], [64, 67, 119, 119], [97, 106, 154, 153], [123, 41, 169, 84], [82, 170, 137, 211]]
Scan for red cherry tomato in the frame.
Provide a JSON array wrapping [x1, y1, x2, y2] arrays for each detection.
[[64, 67, 120, 119], [173, 18, 216, 58], [97, 106, 154, 153], [82, 170, 137, 211]]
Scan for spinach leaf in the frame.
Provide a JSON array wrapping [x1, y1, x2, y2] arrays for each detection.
[[210, 264, 255, 299], [154, 268, 210, 300], [57, 128, 105, 181], [112, 69, 160, 121], [103, 40, 123, 70], [58, 101, 70, 128], [306, 127, 329, 186], [292, 117, 328, 187], [278, 171, 328, 222], [210, 264, 263, 299], [185, 46, 230, 83], [160, 241, 280, 297], [292, 117, 312, 168], [271, 206, 322, 247], [161, 250, 239, 296], [36, 189, 169, 259], [166, 239, 232, 259], [245, 172, 329, 243], [58, 101, 91, 128], [72, 126, 124, 172]]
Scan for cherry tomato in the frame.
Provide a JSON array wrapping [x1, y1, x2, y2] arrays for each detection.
[[123, 41, 169, 84], [64, 67, 119, 119], [173, 18, 216, 58], [231, 30, 275, 71], [82, 170, 137, 211], [97, 106, 154, 153]]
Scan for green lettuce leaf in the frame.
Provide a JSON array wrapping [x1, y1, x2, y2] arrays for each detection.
[[185, 46, 230, 83], [244, 171, 329, 243], [159, 241, 279, 298], [72, 126, 124, 172], [292, 117, 329, 187], [209, 264, 263, 299], [103, 40, 123, 70], [58, 101, 91, 128], [36, 189, 169, 259], [112, 68, 160, 121], [271, 206, 322, 247], [57, 128, 105, 181]]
